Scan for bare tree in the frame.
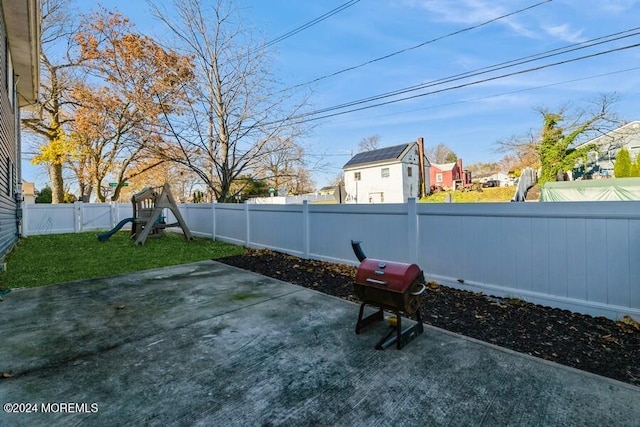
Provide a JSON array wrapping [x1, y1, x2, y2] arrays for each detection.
[[426, 143, 457, 163], [252, 138, 314, 194], [495, 93, 622, 177], [358, 135, 380, 152], [331, 172, 344, 186], [465, 161, 501, 178], [289, 167, 315, 195], [150, 0, 310, 202], [494, 131, 540, 171]]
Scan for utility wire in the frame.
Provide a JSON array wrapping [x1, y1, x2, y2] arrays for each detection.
[[284, 0, 552, 91], [287, 42, 640, 125], [331, 66, 640, 125], [303, 67, 640, 164], [318, 28, 640, 112], [264, 0, 360, 48], [303, 28, 640, 117]]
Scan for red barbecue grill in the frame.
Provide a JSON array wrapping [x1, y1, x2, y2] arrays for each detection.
[[351, 241, 425, 350]]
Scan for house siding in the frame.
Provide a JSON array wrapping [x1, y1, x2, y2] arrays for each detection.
[[401, 160, 421, 200], [343, 142, 428, 203], [430, 159, 470, 189], [0, 13, 20, 259], [345, 162, 407, 203], [431, 167, 454, 188]]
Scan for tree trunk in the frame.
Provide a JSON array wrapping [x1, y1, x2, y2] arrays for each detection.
[[49, 164, 64, 204], [80, 184, 93, 202]]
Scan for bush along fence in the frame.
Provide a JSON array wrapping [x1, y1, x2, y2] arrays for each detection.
[[20, 199, 640, 321]]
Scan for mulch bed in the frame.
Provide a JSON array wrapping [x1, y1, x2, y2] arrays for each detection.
[[219, 248, 640, 387]]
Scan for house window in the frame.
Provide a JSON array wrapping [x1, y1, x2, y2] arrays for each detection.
[[354, 171, 361, 181], [407, 167, 413, 177], [436, 173, 443, 183], [4, 37, 9, 93], [381, 168, 389, 178], [6, 158, 12, 197], [7, 54, 14, 108]]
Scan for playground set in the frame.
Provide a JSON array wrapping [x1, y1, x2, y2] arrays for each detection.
[[98, 183, 194, 245]]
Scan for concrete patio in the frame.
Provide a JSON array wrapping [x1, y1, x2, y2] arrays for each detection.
[[1, 261, 639, 426]]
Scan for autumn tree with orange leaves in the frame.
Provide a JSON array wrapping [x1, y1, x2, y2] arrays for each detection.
[[121, 160, 203, 203], [70, 8, 193, 202]]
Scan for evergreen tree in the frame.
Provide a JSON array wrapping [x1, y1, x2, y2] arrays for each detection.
[[630, 153, 640, 177], [614, 148, 632, 177], [35, 186, 53, 203]]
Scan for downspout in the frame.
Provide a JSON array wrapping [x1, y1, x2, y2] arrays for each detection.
[[14, 75, 23, 237]]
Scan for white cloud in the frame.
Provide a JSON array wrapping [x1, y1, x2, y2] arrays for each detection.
[[565, 0, 639, 14], [543, 24, 585, 43], [403, 0, 543, 39], [409, 0, 501, 24], [603, 0, 639, 13]]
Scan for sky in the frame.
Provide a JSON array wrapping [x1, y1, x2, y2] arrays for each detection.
[[22, 0, 640, 190]]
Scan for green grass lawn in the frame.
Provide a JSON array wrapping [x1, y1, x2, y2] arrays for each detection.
[[421, 186, 515, 203], [0, 231, 244, 289]]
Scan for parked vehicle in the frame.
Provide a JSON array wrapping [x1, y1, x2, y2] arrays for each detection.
[[482, 180, 501, 188]]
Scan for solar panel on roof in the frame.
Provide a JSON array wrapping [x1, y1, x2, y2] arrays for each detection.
[[343, 143, 409, 167]]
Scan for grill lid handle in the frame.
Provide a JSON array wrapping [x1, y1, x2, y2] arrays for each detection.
[[410, 283, 426, 296], [365, 278, 388, 286]]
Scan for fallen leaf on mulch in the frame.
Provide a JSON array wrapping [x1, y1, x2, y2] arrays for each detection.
[[218, 248, 640, 387]]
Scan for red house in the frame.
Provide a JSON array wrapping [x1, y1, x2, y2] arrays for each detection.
[[429, 158, 471, 190]]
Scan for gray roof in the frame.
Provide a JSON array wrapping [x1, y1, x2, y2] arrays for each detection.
[[575, 121, 640, 151], [343, 143, 411, 168]]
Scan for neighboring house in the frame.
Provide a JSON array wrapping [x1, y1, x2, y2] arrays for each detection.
[[246, 193, 337, 204], [429, 158, 471, 190], [574, 121, 640, 178], [477, 172, 514, 187], [0, 1, 40, 259], [318, 184, 345, 203], [22, 180, 36, 204], [318, 186, 336, 196], [343, 140, 430, 203]]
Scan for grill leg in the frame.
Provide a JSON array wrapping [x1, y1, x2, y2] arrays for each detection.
[[355, 303, 384, 334], [396, 310, 424, 350], [375, 310, 401, 350], [375, 310, 424, 350]]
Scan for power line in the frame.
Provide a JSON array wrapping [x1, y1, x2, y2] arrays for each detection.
[[286, 28, 640, 122], [284, 0, 552, 91], [309, 27, 640, 115], [264, 0, 360, 48], [335, 66, 640, 124], [288, 42, 640, 124]]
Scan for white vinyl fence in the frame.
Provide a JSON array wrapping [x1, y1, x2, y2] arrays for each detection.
[[22, 202, 131, 235], [21, 199, 640, 321]]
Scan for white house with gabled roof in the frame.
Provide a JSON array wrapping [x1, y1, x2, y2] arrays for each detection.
[[343, 140, 430, 203]]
